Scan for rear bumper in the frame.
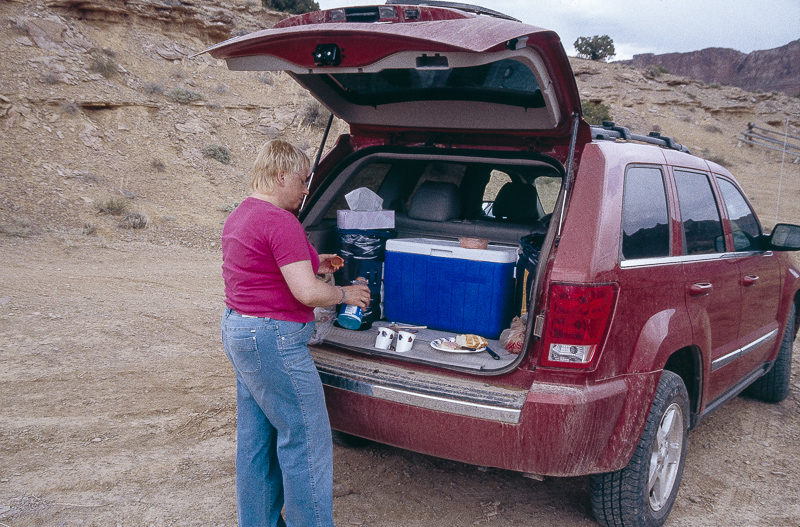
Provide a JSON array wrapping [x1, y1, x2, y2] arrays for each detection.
[[316, 350, 660, 476]]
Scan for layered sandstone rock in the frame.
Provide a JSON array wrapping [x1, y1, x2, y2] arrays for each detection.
[[621, 40, 800, 96]]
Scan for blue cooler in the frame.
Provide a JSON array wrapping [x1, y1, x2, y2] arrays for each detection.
[[384, 238, 518, 339]]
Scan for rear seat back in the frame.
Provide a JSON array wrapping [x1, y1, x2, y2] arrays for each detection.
[[396, 180, 545, 245]]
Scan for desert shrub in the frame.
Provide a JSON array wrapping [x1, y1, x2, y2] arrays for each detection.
[[167, 87, 203, 104], [120, 212, 148, 230], [645, 64, 669, 78], [203, 144, 231, 164], [96, 196, 130, 216], [651, 124, 662, 133], [261, 0, 320, 14], [151, 159, 166, 172], [709, 83, 721, 89], [143, 82, 164, 95], [82, 223, 96, 236], [218, 202, 240, 213], [582, 101, 612, 125], [257, 73, 274, 85], [62, 101, 79, 114], [300, 99, 331, 128], [43, 72, 61, 84], [0, 218, 34, 238], [215, 84, 227, 94], [794, 92, 800, 98], [89, 49, 118, 78], [574, 35, 615, 61], [703, 124, 723, 134], [701, 149, 728, 167]]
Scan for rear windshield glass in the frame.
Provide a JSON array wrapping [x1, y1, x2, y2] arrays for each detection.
[[324, 58, 544, 108]]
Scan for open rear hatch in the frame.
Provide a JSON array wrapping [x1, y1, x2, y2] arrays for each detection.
[[202, 2, 582, 142]]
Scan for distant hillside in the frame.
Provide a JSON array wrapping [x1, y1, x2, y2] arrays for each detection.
[[620, 40, 800, 96], [1, 0, 799, 249]]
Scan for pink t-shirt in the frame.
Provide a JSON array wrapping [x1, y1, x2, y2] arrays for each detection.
[[222, 197, 319, 322]]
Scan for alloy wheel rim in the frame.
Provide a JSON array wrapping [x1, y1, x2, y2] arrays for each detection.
[[648, 402, 684, 511]]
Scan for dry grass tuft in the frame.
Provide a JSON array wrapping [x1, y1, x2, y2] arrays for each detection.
[[96, 196, 130, 216], [0, 218, 34, 238], [203, 144, 231, 164], [89, 49, 119, 78], [119, 213, 148, 230], [167, 87, 204, 104], [300, 99, 331, 129]]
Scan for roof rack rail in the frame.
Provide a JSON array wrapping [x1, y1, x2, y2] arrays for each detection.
[[590, 121, 691, 154], [384, 0, 520, 22]]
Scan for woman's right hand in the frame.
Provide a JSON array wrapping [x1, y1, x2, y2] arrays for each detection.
[[341, 283, 371, 309]]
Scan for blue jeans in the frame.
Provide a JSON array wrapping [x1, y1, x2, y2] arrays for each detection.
[[221, 308, 334, 527]]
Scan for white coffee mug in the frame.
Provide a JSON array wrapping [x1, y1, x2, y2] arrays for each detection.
[[374, 327, 396, 349], [395, 331, 416, 353]]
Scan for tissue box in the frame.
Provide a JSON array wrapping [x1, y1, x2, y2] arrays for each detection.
[[337, 210, 395, 230]]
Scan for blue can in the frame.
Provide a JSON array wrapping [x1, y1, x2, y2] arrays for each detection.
[[336, 277, 367, 330], [337, 304, 363, 330]]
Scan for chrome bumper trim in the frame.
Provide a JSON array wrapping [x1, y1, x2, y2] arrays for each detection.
[[319, 371, 523, 424]]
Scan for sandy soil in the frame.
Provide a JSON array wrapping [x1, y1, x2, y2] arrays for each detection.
[[2, 1, 800, 525], [1, 235, 798, 527]]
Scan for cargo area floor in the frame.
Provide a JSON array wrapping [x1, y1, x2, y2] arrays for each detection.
[[319, 321, 515, 370]]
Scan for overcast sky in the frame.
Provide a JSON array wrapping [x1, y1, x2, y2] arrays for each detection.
[[315, 0, 800, 60]]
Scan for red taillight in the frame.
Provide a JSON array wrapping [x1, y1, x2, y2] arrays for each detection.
[[540, 283, 617, 369]]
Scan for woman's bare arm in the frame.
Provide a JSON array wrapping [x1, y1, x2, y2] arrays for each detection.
[[280, 260, 370, 309]]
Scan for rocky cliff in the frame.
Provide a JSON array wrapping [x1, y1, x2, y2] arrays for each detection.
[[621, 40, 800, 96]]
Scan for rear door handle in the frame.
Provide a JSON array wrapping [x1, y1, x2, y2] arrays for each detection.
[[689, 282, 713, 296], [741, 275, 759, 286]]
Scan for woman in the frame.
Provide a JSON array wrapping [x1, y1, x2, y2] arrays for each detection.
[[221, 140, 370, 527]]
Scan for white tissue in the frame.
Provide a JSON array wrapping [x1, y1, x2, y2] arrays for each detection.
[[345, 187, 384, 211]]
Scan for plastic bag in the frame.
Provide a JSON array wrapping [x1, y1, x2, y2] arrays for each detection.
[[500, 313, 528, 354]]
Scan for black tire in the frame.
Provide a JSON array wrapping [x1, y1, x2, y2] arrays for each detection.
[[744, 304, 795, 403], [331, 430, 370, 448], [590, 370, 690, 527]]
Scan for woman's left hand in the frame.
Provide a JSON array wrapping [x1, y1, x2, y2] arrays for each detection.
[[317, 254, 344, 275]]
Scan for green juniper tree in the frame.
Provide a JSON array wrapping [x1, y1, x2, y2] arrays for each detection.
[[574, 35, 616, 61]]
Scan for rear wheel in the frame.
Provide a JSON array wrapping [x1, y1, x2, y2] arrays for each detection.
[[590, 370, 689, 527], [745, 304, 795, 403]]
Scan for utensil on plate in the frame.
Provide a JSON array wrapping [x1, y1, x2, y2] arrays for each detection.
[[459, 345, 501, 360]]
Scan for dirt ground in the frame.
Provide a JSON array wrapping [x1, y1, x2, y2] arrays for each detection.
[[1, 234, 799, 527], [2, 0, 800, 525]]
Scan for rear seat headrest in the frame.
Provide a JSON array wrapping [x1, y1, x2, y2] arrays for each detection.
[[493, 182, 539, 223], [408, 181, 462, 222]]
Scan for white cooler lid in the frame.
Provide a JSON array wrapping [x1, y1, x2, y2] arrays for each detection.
[[386, 238, 517, 263]]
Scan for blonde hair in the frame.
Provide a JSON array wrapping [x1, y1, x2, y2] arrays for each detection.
[[250, 140, 311, 193]]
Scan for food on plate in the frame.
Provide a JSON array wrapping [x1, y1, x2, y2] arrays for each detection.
[[439, 340, 460, 350], [455, 334, 488, 350]]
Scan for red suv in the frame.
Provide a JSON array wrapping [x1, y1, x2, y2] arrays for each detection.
[[202, 3, 800, 525]]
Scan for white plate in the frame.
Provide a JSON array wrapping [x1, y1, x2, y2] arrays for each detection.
[[430, 337, 485, 353]]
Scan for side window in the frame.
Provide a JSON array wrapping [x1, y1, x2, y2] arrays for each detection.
[[534, 176, 561, 215], [621, 166, 670, 259], [717, 177, 762, 251], [674, 170, 725, 255], [482, 170, 512, 202]]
